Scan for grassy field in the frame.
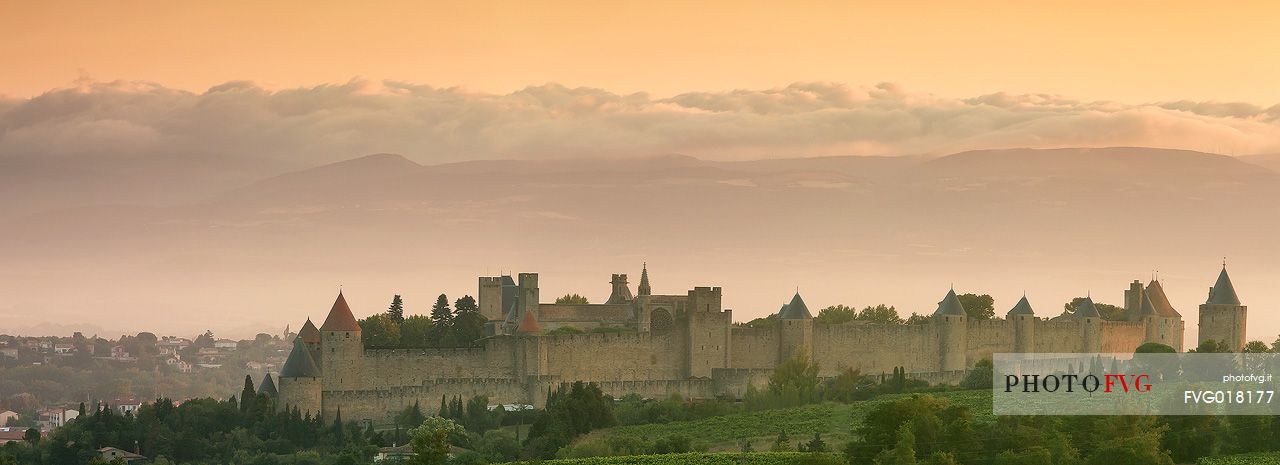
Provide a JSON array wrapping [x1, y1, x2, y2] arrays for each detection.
[[1197, 451, 1280, 465], [498, 452, 841, 464], [580, 390, 993, 452]]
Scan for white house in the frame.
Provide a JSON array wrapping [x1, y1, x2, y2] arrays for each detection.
[[36, 408, 78, 429]]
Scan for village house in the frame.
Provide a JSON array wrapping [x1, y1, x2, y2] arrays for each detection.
[[98, 446, 148, 464], [36, 407, 78, 430], [0, 427, 35, 445]]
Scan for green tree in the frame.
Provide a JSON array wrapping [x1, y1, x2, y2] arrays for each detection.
[[554, 294, 589, 304], [239, 375, 256, 414], [1064, 297, 1126, 320], [400, 315, 432, 347], [525, 382, 616, 458], [1086, 421, 1173, 465], [879, 423, 917, 465], [905, 313, 931, 325], [814, 305, 857, 325], [823, 367, 869, 402], [857, 304, 903, 324], [408, 417, 465, 465], [960, 358, 993, 389], [1160, 415, 1219, 462], [332, 409, 345, 447], [740, 314, 779, 328], [451, 295, 486, 347], [928, 452, 960, 465], [388, 295, 405, 323], [429, 294, 453, 346], [803, 433, 828, 452], [1242, 340, 1271, 353], [477, 429, 521, 462], [768, 350, 820, 406], [957, 293, 995, 320], [771, 429, 792, 452], [1190, 339, 1230, 353], [358, 313, 402, 348], [1135, 342, 1176, 353]]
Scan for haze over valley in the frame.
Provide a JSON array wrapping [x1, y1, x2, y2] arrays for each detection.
[[3, 145, 1278, 345]]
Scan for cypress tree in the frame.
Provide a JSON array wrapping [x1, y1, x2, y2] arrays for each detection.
[[411, 400, 424, 426], [240, 375, 256, 413], [333, 409, 345, 447]]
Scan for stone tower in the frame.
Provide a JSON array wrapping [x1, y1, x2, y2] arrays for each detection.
[[1075, 296, 1103, 352], [514, 309, 549, 405], [934, 289, 968, 371], [683, 286, 731, 377], [1198, 265, 1247, 351], [319, 292, 362, 393], [1007, 295, 1036, 353], [517, 273, 540, 320], [1144, 280, 1185, 350], [277, 337, 322, 417], [606, 274, 633, 304], [1123, 280, 1145, 321], [478, 276, 504, 321], [1137, 288, 1161, 343], [298, 318, 322, 370], [777, 292, 814, 363]]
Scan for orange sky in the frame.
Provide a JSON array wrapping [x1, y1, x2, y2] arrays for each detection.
[[3, 0, 1279, 102]]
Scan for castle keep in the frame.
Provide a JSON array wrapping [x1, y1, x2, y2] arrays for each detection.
[[274, 265, 1246, 424]]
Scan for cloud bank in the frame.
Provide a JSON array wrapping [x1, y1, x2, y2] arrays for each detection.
[[2, 80, 1279, 167]]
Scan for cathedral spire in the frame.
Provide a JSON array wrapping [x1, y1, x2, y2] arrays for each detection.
[[637, 263, 651, 296]]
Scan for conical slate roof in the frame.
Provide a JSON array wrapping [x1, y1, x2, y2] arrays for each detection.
[[280, 337, 321, 378], [299, 318, 321, 344], [1144, 280, 1181, 317], [779, 293, 813, 319], [1007, 295, 1035, 316], [1207, 266, 1241, 305], [516, 310, 542, 334], [933, 289, 968, 316], [258, 373, 278, 396], [1137, 289, 1159, 317], [321, 291, 361, 332], [1074, 296, 1101, 318]]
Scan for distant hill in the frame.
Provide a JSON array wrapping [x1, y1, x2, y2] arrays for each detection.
[[3, 147, 1279, 342], [1241, 153, 1280, 174]]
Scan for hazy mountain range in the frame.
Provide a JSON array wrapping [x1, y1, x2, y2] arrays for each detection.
[[3, 147, 1278, 344]]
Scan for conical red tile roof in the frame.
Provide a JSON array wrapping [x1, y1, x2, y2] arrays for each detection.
[[321, 292, 361, 332], [299, 318, 321, 343]]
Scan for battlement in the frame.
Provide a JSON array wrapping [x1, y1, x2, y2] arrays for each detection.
[[518, 272, 539, 288], [290, 267, 1230, 424]]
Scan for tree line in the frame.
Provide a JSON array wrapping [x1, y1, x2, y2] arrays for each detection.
[[358, 294, 487, 349]]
